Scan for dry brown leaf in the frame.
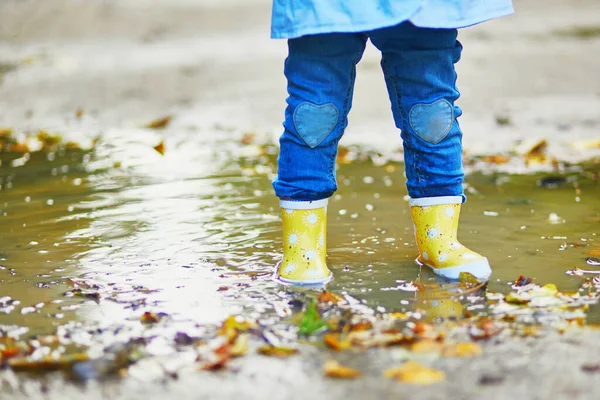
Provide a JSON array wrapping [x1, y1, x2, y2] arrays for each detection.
[[324, 333, 352, 352], [0, 127, 13, 137], [442, 342, 482, 357], [585, 249, 600, 257], [153, 141, 165, 155], [323, 360, 361, 379], [257, 346, 298, 358], [145, 116, 172, 129], [384, 361, 445, 384]]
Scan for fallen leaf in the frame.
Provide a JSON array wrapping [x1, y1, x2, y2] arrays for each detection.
[[384, 361, 445, 384], [230, 334, 248, 357], [469, 318, 503, 340], [585, 250, 600, 257], [298, 299, 327, 335], [318, 290, 345, 305], [145, 116, 172, 129], [482, 155, 510, 164], [442, 342, 482, 357], [0, 127, 13, 137], [153, 141, 165, 155], [410, 340, 443, 354], [515, 275, 534, 287], [323, 360, 361, 379], [9, 353, 89, 371], [140, 312, 160, 324], [257, 346, 298, 358], [240, 133, 256, 145], [324, 333, 352, 352], [505, 292, 530, 304]]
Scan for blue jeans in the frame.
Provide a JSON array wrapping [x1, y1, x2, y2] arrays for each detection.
[[273, 22, 465, 202]]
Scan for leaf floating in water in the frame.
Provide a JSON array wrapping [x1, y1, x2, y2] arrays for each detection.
[[384, 361, 445, 384], [586, 257, 600, 266], [257, 346, 298, 358], [323, 360, 361, 379], [298, 299, 327, 335], [153, 141, 165, 155]]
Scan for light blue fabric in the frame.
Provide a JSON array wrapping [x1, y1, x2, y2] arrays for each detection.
[[271, 0, 513, 39]]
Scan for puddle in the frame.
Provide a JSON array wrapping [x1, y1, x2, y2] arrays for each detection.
[[0, 130, 599, 372]]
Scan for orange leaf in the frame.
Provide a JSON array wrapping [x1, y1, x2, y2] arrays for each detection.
[[324, 333, 352, 352], [384, 361, 445, 384], [323, 360, 361, 379], [153, 141, 165, 155]]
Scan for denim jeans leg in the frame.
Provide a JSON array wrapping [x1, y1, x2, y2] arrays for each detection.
[[272, 33, 368, 201], [369, 22, 465, 200]]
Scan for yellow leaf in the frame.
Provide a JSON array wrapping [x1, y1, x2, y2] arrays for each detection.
[[442, 342, 482, 358], [230, 334, 248, 357], [145, 116, 172, 129], [411, 340, 443, 354], [384, 361, 445, 384], [323, 360, 361, 379], [257, 346, 298, 358], [387, 312, 410, 321]]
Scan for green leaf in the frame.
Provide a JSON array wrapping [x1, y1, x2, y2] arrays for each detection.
[[298, 299, 327, 335]]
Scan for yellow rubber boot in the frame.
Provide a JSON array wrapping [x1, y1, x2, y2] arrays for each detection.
[[409, 196, 491, 280], [274, 199, 332, 286]]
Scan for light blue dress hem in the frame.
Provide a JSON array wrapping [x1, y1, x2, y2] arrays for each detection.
[[271, 5, 514, 39]]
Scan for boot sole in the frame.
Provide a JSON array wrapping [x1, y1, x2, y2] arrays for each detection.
[[417, 257, 492, 281], [272, 262, 333, 287]]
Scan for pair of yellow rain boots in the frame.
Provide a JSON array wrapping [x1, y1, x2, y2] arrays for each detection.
[[274, 196, 491, 286]]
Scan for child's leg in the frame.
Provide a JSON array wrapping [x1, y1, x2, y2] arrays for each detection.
[[273, 33, 368, 201], [370, 23, 491, 280], [273, 33, 367, 285]]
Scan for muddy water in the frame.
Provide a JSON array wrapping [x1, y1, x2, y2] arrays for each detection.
[[1, 132, 599, 344]]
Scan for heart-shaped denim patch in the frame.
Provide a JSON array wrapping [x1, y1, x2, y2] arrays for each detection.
[[293, 102, 339, 148], [409, 99, 454, 144]]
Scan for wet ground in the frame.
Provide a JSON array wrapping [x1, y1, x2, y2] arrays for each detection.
[[1, 0, 600, 398]]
